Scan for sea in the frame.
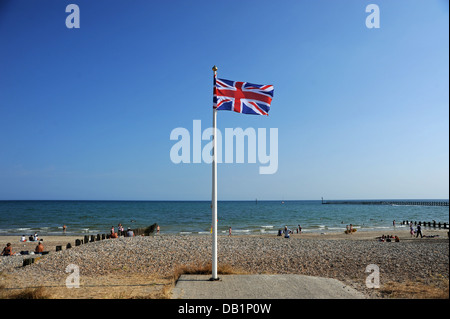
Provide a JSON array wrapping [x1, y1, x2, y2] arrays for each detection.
[[0, 200, 448, 237]]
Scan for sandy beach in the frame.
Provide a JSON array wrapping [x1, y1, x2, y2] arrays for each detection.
[[0, 228, 448, 299]]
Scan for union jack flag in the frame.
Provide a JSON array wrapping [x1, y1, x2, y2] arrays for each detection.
[[213, 76, 274, 116]]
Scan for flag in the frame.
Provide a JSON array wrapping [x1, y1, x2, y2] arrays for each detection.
[[213, 76, 274, 115]]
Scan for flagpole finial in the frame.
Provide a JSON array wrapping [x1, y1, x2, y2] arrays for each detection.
[[212, 65, 218, 72]]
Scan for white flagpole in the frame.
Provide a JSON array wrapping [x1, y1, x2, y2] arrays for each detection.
[[211, 65, 219, 280]]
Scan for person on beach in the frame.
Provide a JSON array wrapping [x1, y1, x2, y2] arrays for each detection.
[[410, 225, 415, 237], [63, 225, 67, 232], [157, 225, 160, 235], [228, 227, 232, 236], [111, 226, 115, 235], [35, 240, 44, 254], [416, 224, 423, 238], [298, 224, 302, 234], [1, 243, 13, 256], [34, 233, 39, 241], [393, 220, 396, 227], [349, 224, 353, 234], [20, 235, 27, 242], [283, 226, 291, 238], [126, 227, 134, 237]]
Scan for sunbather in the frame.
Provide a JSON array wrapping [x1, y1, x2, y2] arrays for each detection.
[[35, 240, 44, 254], [1, 243, 13, 256]]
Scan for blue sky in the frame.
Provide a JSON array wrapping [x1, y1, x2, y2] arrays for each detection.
[[0, 0, 448, 200]]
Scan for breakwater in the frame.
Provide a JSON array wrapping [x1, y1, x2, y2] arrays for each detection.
[[322, 200, 449, 207], [402, 220, 448, 229]]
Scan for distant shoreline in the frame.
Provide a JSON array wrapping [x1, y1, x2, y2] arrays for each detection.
[[1, 228, 448, 248], [0, 224, 448, 237], [1, 198, 449, 202], [1, 200, 448, 240]]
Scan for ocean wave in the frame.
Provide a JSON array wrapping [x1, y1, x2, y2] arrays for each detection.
[[261, 229, 277, 234], [234, 229, 251, 233], [307, 225, 327, 229]]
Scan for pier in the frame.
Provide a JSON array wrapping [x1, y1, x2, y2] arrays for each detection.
[[321, 199, 449, 207]]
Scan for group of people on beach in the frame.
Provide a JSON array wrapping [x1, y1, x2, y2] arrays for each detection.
[[345, 224, 355, 234], [19, 232, 39, 242], [378, 234, 400, 242], [109, 223, 161, 238], [376, 222, 435, 241], [409, 222, 423, 238], [276, 225, 302, 238], [110, 223, 134, 238], [1, 240, 44, 256]]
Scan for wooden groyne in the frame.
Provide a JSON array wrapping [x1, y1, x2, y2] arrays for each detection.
[[22, 223, 158, 267], [401, 220, 449, 229], [321, 199, 449, 207]]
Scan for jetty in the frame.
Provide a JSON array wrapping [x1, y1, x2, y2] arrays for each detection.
[[321, 198, 449, 207]]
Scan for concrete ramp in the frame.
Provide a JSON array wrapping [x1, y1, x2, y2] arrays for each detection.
[[171, 274, 365, 299]]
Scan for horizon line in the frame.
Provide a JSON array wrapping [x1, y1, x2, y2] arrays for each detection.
[[0, 198, 449, 202]]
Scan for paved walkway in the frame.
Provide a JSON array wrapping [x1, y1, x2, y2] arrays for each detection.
[[171, 274, 365, 299]]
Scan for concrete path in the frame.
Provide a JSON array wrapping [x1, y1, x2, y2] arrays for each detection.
[[171, 274, 365, 299]]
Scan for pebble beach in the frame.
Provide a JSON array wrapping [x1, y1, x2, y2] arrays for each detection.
[[0, 229, 448, 299]]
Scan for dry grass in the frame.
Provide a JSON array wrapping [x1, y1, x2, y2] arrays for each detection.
[[0, 286, 52, 299], [0, 273, 172, 299], [171, 261, 248, 282], [0, 262, 247, 299], [381, 278, 449, 299]]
